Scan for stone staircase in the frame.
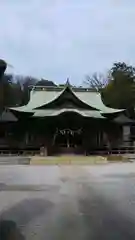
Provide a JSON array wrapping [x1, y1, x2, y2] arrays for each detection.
[[122, 154, 135, 162], [30, 155, 107, 165]]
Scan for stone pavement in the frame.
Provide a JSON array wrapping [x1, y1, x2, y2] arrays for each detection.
[[0, 164, 135, 239]]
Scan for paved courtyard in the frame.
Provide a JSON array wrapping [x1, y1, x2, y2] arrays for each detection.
[[1, 163, 135, 239]]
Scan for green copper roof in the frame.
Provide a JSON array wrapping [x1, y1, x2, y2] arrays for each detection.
[[10, 89, 62, 112], [32, 109, 105, 118], [113, 114, 135, 124], [10, 84, 124, 115], [74, 91, 123, 113], [0, 110, 17, 122]]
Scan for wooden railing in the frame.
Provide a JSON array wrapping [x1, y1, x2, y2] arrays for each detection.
[[0, 141, 135, 156], [0, 148, 134, 156], [0, 150, 40, 156]]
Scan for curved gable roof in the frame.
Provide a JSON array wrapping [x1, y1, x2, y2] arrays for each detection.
[[74, 91, 123, 113], [10, 84, 124, 114], [35, 84, 98, 110]]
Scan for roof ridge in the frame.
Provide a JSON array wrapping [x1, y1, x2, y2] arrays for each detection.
[[29, 85, 98, 92]]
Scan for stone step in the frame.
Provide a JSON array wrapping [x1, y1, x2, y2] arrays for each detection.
[[0, 157, 30, 165]]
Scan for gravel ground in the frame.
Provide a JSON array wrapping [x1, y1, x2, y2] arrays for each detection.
[[0, 163, 135, 239]]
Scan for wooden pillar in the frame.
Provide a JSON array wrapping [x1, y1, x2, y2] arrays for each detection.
[[98, 131, 101, 147], [25, 132, 29, 145], [82, 129, 87, 155]]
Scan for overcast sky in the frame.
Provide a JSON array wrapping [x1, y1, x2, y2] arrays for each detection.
[[0, 0, 135, 85]]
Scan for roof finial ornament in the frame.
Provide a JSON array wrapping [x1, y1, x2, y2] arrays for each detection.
[[66, 77, 70, 86]]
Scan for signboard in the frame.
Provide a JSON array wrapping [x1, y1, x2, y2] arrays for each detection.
[[123, 126, 130, 136]]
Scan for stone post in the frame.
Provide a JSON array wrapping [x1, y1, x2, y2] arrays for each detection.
[[40, 146, 48, 156]]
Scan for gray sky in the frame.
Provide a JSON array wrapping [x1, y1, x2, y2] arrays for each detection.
[[1, 0, 135, 85]]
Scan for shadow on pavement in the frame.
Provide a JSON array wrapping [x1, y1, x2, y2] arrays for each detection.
[[0, 198, 54, 226], [0, 220, 25, 240]]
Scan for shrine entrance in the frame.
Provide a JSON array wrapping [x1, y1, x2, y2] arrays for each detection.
[[53, 128, 82, 148], [53, 128, 83, 154], [51, 112, 84, 154]]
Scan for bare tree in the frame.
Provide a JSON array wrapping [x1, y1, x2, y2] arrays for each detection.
[[84, 72, 109, 92]]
